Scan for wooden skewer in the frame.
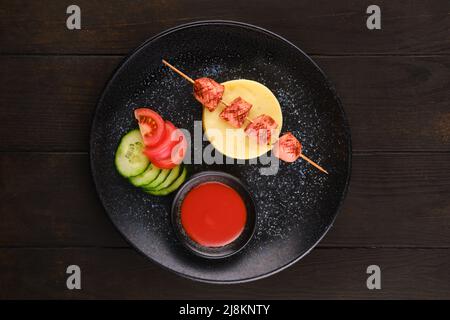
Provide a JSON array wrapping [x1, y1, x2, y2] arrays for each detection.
[[162, 60, 195, 84], [162, 62, 253, 124], [300, 154, 328, 174], [162, 59, 327, 174]]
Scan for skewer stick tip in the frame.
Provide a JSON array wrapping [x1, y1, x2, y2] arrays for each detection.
[[161, 59, 195, 84], [300, 154, 328, 174]]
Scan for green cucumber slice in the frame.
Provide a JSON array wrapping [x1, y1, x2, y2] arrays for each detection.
[[146, 167, 187, 196], [129, 164, 161, 187], [115, 129, 149, 178], [152, 165, 181, 191], [142, 169, 170, 190]]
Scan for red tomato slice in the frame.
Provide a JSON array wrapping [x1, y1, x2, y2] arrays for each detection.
[[143, 126, 188, 169], [168, 129, 187, 164], [143, 121, 177, 160], [134, 108, 165, 147], [148, 156, 178, 169]]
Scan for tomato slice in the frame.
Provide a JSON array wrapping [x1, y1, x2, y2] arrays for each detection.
[[168, 129, 187, 165], [148, 156, 178, 169], [143, 121, 177, 160], [134, 108, 165, 147], [143, 124, 187, 169]]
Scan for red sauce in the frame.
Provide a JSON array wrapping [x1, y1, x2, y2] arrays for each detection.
[[181, 182, 247, 247]]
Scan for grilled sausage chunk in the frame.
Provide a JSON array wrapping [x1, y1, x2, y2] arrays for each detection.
[[193, 77, 224, 112], [244, 114, 278, 145], [273, 132, 302, 162], [219, 97, 253, 128]]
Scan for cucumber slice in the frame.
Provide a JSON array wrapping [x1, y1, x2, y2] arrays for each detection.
[[115, 129, 149, 178], [152, 165, 181, 191], [129, 164, 161, 187], [146, 167, 187, 196], [142, 169, 170, 190]]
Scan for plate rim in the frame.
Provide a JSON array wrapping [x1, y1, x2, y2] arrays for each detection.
[[90, 20, 353, 284]]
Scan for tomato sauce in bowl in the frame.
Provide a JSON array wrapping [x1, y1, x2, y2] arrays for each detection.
[[181, 182, 247, 247], [171, 171, 256, 259]]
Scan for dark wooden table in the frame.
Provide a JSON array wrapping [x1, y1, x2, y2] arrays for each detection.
[[1, 0, 449, 299]]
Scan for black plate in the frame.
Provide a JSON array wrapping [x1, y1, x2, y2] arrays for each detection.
[[90, 20, 351, 283]]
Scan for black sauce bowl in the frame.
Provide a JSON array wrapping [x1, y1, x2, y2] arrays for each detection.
[[171, 171, 257, 259]]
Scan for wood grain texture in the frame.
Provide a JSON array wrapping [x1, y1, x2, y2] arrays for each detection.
[[0, 247, 448, 299], [0, 153, 126, 248], [1, 56, 449, 152], [1, 0, 449, 299], [326, 152, 450, 247], [0, 0, 449, 55], [0, 56, 119, 151], [1, 152, 449, 248]]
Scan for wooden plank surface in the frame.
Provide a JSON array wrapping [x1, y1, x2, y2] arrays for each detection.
[[0, 56, 117, 151], [1, 0, 449, 300], [2, 152, 449, 248], [0, 153, 126, 248], [1, 0, 449, 55], [1, 55, 449, 152], [0, 247, 448, 299]]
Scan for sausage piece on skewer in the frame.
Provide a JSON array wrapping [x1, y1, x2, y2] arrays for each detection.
[[244, 114, 278, 145], [273, 132, 328, 174], [219, 97, 253, 128], [273, 132, 302, 162], [193, 78, 225, 112], [162, 60, 225, 112], [162, 60, 327, 174]]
